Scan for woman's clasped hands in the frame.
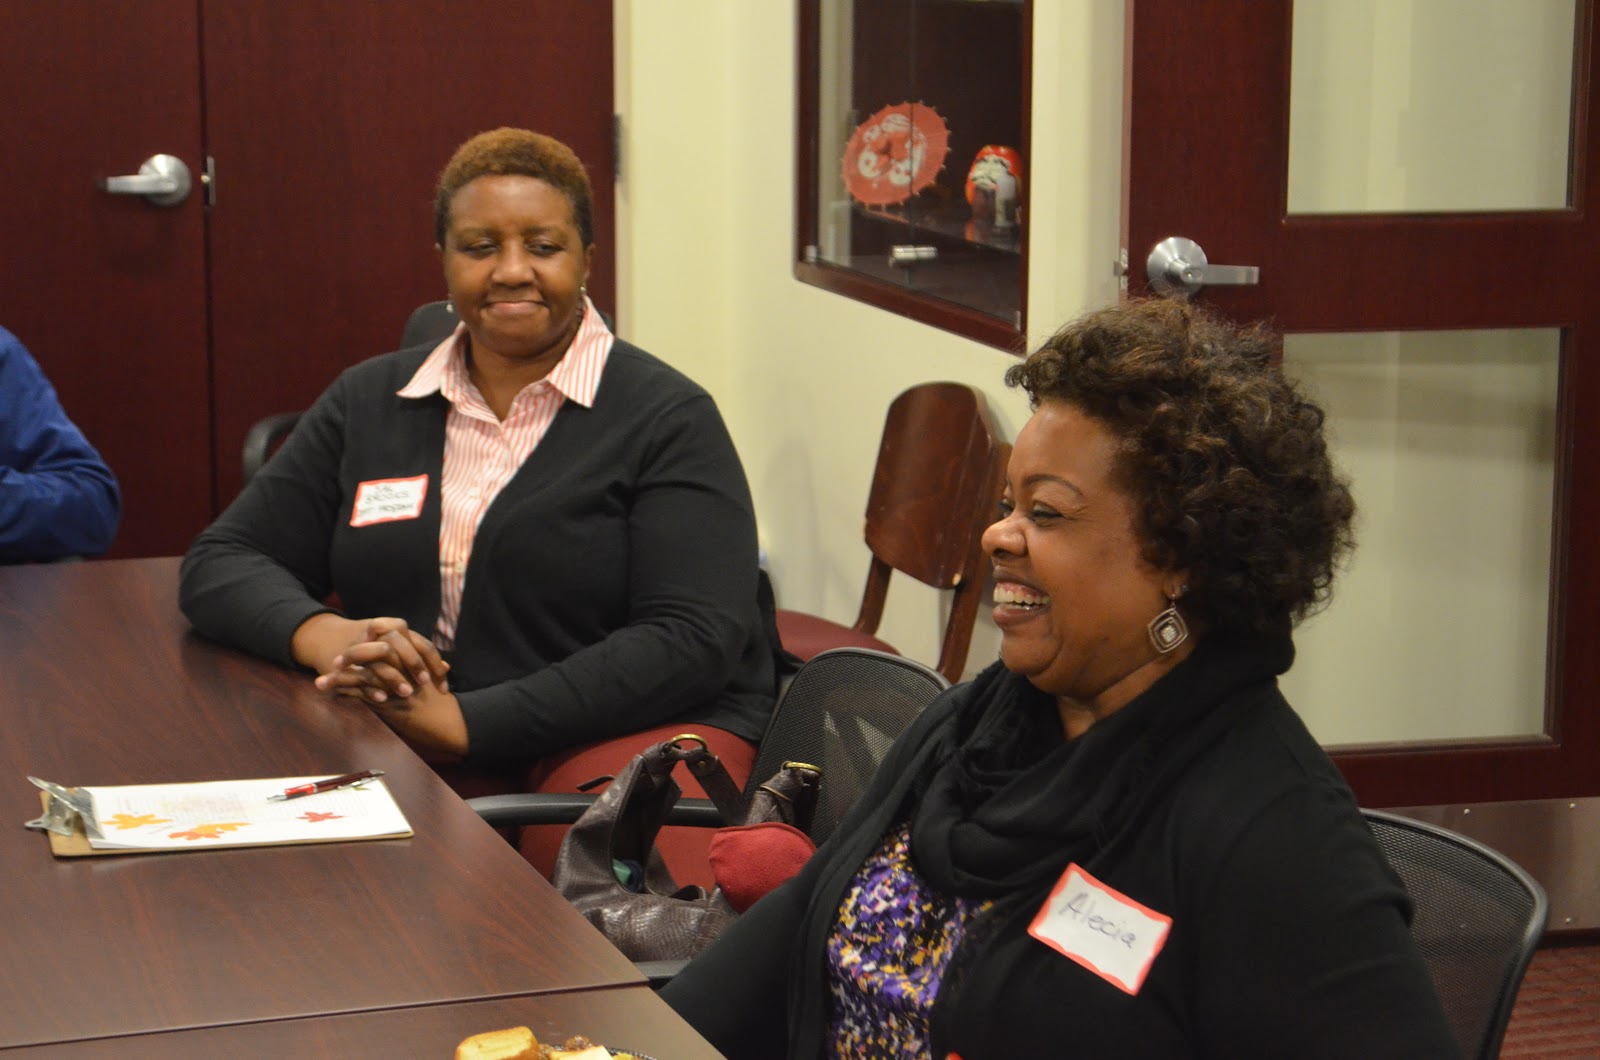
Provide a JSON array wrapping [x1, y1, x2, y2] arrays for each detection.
[[301, 615, 448, 702], [291, 613, 468, 761]]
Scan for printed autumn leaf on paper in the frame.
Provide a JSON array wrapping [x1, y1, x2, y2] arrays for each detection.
[[169, 822, 251, 841], [300, 811, 343, 822], [104, 812, 172, 830]]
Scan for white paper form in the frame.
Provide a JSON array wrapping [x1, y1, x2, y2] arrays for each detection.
[[82, 776, 411, 851]]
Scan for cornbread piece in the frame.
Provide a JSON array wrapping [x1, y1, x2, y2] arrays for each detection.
[[455, 1025, 538, 1060]]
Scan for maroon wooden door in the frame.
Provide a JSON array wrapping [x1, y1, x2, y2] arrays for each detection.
[[202, 0, 616, 504], [0, 1, 615, 555], [1124, 0, 1600, 806], [0, 1, 213, 558]]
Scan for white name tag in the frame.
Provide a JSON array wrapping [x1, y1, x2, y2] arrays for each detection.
[[1028, 863, 1172, 995], [349, 475, 428, 527]]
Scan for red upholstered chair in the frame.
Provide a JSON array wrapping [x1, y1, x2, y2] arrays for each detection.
[[470, 646, 950, 985], [776, 382, 1010, 683]]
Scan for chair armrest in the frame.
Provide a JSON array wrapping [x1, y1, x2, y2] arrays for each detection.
[[464, 793, 728, 828], [466, 792, 597, 826], [660, 798, 727, 827]]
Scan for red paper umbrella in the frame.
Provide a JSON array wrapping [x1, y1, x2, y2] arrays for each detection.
[[841, 102, 951, 206]]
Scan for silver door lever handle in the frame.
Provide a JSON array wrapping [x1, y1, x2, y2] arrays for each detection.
[[102, 154, 192, 207], [1147, 236, 1259, 296]]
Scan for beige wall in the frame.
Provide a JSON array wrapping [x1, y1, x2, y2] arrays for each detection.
[[614, 2, 1572, 753], [614, 1, 1123, 681]]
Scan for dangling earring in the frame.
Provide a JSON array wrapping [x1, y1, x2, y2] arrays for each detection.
[[1147, 588, 1189, 654]]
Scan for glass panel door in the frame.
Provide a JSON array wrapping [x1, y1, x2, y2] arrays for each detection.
[[1281, 330, 1559, 745], [1288, 0, 1577, 214]]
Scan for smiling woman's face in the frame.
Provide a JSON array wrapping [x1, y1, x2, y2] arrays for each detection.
[[981, 400, 1189, 718], [439, 174, 593, 365]]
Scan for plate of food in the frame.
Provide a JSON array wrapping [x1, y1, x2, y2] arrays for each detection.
[[453, 1026, 658, 1060]]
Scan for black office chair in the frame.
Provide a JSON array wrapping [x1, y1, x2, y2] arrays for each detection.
[[240, 411, 305, 485], [468, 647, 950, 983], [239, 299, 616, 487], [240, 301, 459, 485], [1361, 808, 1548, 1060], [399, 299, 458, 348], [471, 647, 947, 837]]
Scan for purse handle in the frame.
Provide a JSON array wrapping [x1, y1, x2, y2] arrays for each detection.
[[645, 734, 747, 823]]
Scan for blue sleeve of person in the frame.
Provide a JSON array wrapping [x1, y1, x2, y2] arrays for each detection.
[[0, 326, 122, 561]]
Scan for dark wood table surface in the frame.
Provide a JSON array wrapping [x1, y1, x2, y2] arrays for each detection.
[[1, 985, 717, 1059], [0, 558, 717, 1056]]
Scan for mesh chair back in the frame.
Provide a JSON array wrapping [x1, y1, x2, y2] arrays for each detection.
[[1361, 809, 1548, 1060], [747, 647, 949, 843]]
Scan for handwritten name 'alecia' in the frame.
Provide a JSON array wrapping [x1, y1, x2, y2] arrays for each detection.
[[1064, 889, 1139, 948]]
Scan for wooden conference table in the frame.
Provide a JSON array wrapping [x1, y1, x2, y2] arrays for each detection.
[[0, 558, 721, 1058]]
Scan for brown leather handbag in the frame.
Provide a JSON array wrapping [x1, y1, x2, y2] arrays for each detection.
[[551, 733, 821, 962]]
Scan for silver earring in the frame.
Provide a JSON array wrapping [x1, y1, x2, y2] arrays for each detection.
[[1147, 591, 1189, 654]]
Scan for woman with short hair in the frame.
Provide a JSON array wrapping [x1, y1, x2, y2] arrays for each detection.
[[181, 128, 776, 878]]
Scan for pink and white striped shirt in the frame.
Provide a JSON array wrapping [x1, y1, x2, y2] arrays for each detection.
[[397, 300, 613, 648]]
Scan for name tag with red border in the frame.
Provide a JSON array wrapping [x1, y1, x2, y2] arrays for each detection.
[[1029, 862, 1172, 995], [350, 475, 428, 527]]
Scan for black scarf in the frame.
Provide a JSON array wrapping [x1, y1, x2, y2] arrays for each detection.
[[910, 625, 1296, 902]]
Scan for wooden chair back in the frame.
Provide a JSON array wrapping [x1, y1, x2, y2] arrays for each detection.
[[854, 381, 1010, 682]]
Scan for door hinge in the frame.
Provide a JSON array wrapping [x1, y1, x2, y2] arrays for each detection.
[[611, 114, 623, 183]]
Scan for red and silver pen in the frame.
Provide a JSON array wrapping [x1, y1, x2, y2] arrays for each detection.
[[268, 769, 385, 802]]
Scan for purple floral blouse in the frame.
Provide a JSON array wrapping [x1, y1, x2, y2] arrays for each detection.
[[825, 821, 993, 1058]]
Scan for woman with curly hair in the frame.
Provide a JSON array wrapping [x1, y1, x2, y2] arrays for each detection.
[[663, 298, 1458, 1058], [179, 128, 776, 880]]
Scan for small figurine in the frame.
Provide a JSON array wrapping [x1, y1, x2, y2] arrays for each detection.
[[965, 144, 1024, 227]]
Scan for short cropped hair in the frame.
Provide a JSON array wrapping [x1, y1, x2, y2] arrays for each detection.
[[1006, 297, 1356, 637], [434, 127, 594, 248]]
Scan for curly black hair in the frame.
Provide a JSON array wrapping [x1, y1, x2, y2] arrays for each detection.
[[1005, 297, 1356, 637], [434, 127, 594, 248]]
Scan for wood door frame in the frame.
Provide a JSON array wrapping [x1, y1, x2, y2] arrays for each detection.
[[1123, 0, 1600, 807]]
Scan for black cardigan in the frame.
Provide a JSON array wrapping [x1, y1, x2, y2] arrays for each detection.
[[662, 663, 1460, 1059], [180, 338, 775, 763]]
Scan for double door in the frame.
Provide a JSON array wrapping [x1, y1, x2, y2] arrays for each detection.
[[0, 1, 615, 557]]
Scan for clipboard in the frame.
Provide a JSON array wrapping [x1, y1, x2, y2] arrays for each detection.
[[28, 776, 413, 857]]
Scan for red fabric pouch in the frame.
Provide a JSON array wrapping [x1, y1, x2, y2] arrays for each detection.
[[709, 821, 817, 913]]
